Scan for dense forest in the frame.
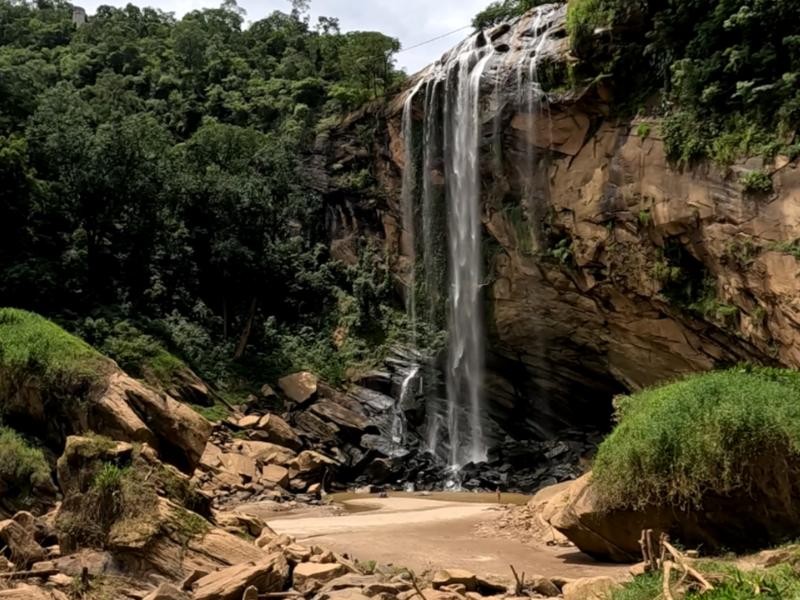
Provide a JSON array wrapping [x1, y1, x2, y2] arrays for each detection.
[[2, 0, 799, 401], [0, 0, 406, 395]]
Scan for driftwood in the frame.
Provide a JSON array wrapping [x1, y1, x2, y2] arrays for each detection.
[[409, 572, 427, 600], [640, 529, 714, 597], [509, 564, 525, 596], [0, 568, 59, 580]]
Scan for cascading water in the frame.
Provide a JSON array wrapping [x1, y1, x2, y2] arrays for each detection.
[[443, 45, 493, 467], [396, 5, 565, 472], [400, 79, 426, 345]]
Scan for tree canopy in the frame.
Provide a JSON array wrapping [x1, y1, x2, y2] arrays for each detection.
[[0, 0, 405, 390]]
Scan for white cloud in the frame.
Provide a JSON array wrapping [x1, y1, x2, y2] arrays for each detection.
[[76, 0, 488, 73]]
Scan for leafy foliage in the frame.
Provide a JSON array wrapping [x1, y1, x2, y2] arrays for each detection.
[[740, 170, 774, 194], [565, 0, 800, 164], [593, 368, 800, 511], [472, 0, 563, 29], [0, 0, 407, 390]]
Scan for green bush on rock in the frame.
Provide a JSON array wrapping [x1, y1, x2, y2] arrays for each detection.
[[593, 368, 800, 512]]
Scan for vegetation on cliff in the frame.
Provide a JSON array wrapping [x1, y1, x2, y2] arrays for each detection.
[[564, 0, 800, 165], [0, 308, 111, 390], [0, 427, 51, 502], [0, 0, 408, 392], [593, 368, 800, 511]]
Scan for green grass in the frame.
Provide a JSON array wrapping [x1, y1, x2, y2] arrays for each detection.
[[0, 426, 51, 498], [0, 307, 111, 387], [593, 367, 800, 511], [613, 563, 800, 599], [100, 321, 186, 387]]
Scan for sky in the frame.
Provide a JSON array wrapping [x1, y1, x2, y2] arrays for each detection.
[[76, 0, 489, 74]]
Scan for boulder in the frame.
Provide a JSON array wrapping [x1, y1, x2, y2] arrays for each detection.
[[253, 414, 302, 450], [143, 583, 190, 600], [233, 441, 296, 466], [97, 372, 212, 471], [0, 519, 46, 567], [238, 415, 261, 429], [528, 576, 561, 597], [561, 577, 622, 600], [261, 465, 290, 487], [546, 474, 651, 562], [278, 372, 318, 405], [432, 569, 477, 591], [219, 453, 258, 482], [293, 562, 348, 593], [193, 553, 290, 600], [290, 451, 338, 475], [309, 400, 370, 432], [200, 443, 224, 471], [56, 436, 134, 497]]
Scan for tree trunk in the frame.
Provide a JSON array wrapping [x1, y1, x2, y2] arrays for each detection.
[[233, 297, 257, 360]]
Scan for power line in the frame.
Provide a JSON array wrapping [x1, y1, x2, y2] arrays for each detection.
[[398, 25, 472, 54]]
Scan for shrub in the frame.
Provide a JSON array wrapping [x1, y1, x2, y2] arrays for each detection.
[[0, 308, 111, 388], [99, 321, 186, 386], [740, 171, 774, 194], [593, 368, 800, 511], [0, 427, 51, 499]]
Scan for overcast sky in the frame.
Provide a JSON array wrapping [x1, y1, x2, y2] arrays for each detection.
[[76, 0, 488, 74]]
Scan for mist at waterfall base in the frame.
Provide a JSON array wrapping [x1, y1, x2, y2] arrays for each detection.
[[352, 4, 603, 493]]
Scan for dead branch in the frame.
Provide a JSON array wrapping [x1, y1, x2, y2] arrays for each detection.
[[662, 560, 675, 600], [0, 569, 59, 580], [410, 573, 427, 600], [509, 564, 525, 595], [662, 540, 714, 592]]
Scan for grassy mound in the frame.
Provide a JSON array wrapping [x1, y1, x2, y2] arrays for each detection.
[[0, 427, 51, 500], [0, 308, 111, 388], [593, 368, 800, 511]]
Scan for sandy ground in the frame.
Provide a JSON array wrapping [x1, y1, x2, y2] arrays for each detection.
[[254, 497, 630, 585]]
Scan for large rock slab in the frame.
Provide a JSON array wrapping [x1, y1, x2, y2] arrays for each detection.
[[253, 414, 302, 450], [193, 552, 289, 600], [233, 440, 296, 466], [278, 372, 318, 404], [293, 562, 348, 593]]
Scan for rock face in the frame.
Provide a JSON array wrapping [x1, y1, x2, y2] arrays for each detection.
[[315, 5, 800, 440], [543, 470, 800, 563]]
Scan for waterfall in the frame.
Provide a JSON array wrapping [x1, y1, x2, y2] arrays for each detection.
[[444, 45, 493, 467], [396, 5, 563, 470], [400, 79, 426, 345]]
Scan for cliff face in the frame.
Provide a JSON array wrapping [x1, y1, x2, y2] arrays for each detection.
[[315, 7, 800, 439]]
